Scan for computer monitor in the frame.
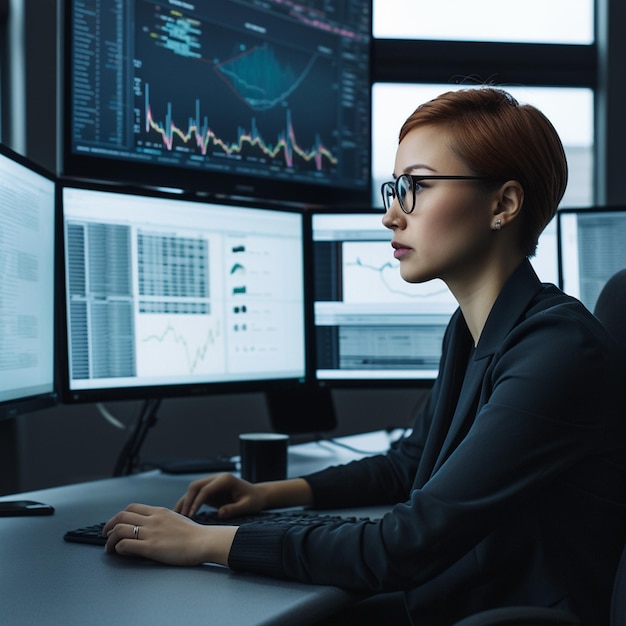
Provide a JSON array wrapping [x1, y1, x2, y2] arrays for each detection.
[[59, 182, 307, 403], [558, 206, 626, 312], [61, 0, 372, 207], [310, 209, 560, 385], [0, 144, 57, 420], [310, 209, 455, 384]]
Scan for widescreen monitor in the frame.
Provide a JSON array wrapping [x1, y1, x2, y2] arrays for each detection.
[[0, 144, 57, 420], [310, 209, 560, 384], [558, 206, 626, 312], [61, 0, 372, 206], [59, 183, 306, 402]]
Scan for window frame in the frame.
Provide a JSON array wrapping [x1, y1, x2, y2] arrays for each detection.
[[0, 0, 8, 143], [372, 39, 595, 88], [371, 1, 626, 207]]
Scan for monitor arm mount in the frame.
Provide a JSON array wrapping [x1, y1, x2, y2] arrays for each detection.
[[112, 398, 162, 477]]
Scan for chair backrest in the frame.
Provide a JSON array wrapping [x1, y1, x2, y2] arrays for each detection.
[[596, 269, 626, 626], [451, 606, 579, 625], [611, 541, 626, 626], [594, 268, 626, 357]]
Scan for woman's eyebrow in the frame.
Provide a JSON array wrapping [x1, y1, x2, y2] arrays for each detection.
[[403, 164, 437, 174], [392, 164, 437, 179], [391, 163, 437, 180]]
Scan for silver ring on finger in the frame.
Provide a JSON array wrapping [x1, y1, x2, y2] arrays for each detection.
[[133, 525, 140, 540]]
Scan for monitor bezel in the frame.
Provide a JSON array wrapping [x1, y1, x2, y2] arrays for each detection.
[[0, 143, 59, 421], [56, 178, 311, 404], [58, 0, 373, 210]]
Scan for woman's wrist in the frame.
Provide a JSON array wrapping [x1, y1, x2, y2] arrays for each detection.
[[203, 525, 239, 566], [202, 479, 313, 567], [256, 478, 313, 510]]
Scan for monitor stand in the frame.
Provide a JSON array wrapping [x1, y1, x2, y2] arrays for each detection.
[[150, 457, 237, 474], [265, 385, 337, 436], [113, 398, 238, 476], [0, 419, 20, 494], [112, 398, 161, 476]]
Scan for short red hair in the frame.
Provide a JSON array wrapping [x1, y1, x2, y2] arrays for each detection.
[[399, 87, 568, 257]]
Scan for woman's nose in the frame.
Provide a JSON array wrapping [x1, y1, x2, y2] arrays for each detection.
[[382, 201, 403, 230]]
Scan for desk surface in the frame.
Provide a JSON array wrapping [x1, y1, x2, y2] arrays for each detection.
[[0, 431, 396, 626]]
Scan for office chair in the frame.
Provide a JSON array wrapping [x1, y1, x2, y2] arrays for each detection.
[[594, 268, 626, 356], [451, 606, 579, 626], [596, 268, 626, 626], [452, 270, 626, 626], [450, 540, 626, 626]]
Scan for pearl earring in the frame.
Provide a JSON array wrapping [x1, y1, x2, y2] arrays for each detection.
[[493, 219, 502, 231]]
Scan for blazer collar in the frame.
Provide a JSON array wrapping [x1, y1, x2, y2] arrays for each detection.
[[474, 259, 544, 360]]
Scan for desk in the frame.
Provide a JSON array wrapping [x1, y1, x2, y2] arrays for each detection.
[[0, 431, 396, 626]]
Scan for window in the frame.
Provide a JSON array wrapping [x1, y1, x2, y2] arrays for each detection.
[[371, 1, 597, 209], [373, 0, 593, 44], [372, 83, 593, 208]]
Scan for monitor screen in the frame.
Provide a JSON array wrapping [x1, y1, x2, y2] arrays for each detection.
[[61, 0, 372, 206], [0, 145, 57, 420], [558, 206, 626, 311], [310, 210, 456, 383], [60, 183, 306, 402], [311, 209, 560, 384]]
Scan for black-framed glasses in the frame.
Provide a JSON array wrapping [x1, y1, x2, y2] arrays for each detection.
[[381, 174, 491, 214]]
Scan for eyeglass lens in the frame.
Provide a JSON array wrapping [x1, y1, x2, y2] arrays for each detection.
[[382, 182, 395, 210], [397, 175, 413, 212], [382, 175, 413, 212]]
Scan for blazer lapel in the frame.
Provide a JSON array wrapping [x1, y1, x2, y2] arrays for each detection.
[[414, 313, 474, 483], [432, 352, 490, 473], [427, 260, 545, 476]]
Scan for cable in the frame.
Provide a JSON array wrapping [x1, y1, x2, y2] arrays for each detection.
[[316, 427, 411, 455], [96, 403, 126, 429]]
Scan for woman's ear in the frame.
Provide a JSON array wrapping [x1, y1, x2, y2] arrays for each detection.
[[493, 180, 524, 228]]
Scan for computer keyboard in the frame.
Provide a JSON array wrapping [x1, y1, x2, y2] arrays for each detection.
[[63, 510, 371, 546]]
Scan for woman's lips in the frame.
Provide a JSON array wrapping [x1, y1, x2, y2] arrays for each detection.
[[392, 243, 412, 259]]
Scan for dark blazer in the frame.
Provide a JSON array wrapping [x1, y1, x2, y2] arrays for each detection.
[[230, 260, 626, 626]]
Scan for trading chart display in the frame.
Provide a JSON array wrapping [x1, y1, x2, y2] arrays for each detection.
[[60, 184, 306, 401], [63, 0, 372, 204]]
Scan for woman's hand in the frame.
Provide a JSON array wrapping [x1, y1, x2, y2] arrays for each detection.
[[174, 473, 266, 519], [103, 503, 236, 566], [174, 474, 315, 519]]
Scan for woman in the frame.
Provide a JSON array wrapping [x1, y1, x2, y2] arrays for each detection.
[[103, 87, 626, 625]]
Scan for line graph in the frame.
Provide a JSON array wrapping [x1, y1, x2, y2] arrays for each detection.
[[214, 43, 318, 112], [342, 242, 457, 307], [144, 84, 337, 169], [137, 316, 224, 376]]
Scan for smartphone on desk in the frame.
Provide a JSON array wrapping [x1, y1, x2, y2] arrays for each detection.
[[0, 500, 54, 516]]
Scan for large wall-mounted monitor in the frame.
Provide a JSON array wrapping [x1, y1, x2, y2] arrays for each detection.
[[0, 144, 57, 420], [558, 206, 626, 312], [59, 182, 306, 402], [61, 0, 372, 207]]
